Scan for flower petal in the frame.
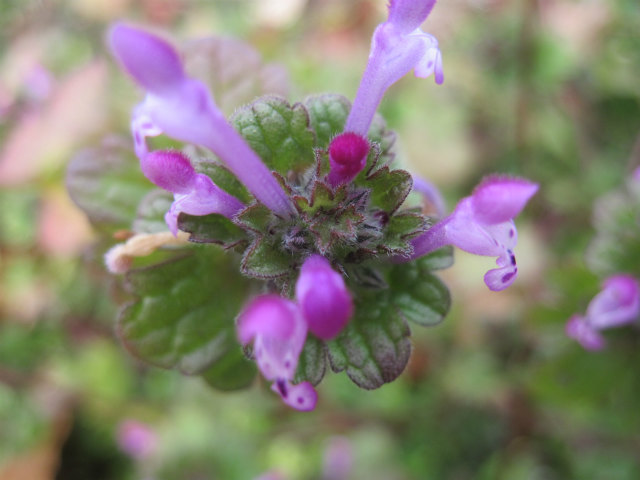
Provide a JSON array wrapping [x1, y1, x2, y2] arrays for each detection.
[[296, 255, 353, 340], [141, 150, 196, 194], [566, 315, 605, 351], [587, 274, 640, 329], [109, 23, 185, 94], [271, 381, 318, 412], [471, 176, 539, 225], [388, 0, 437, 34]]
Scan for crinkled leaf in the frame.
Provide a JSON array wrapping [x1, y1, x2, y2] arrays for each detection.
[[178, 213, 247, 247], [132, 189, 173, 234], [200, 346, 257, 391], [66, 137, 153, 232], [118, 246, 250, 375], [367, 168, 413, 214], [304, 94, 350, 148], [241, 237, 292, 279], [382, 212, 428, 254], [294, 335, 327, 386], [327, 292, 411, 389], [388, 258, 451, 327], [231, 96, 316, 176], [194, 158, 252, 204], [183, 37, 289, 115], [234, 203, 274, 233]]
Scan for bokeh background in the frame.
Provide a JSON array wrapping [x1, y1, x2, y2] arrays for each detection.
[[1, 0, 639, 478]]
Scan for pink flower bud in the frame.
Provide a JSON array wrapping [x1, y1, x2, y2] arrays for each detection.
[[327, 132, 370, 186], [296, 255, 353, 340]]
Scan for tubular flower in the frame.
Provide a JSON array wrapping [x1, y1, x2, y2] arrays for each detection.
[[408, 176, 539, 291], [296, 255, 354, 340], [141, 150, 244, 235], [237, 295, 318, 411], [344, 0, 443, 138], [566, 275, 640, 351], [327, 0, 443, 185], [108, 23, 294, 217]]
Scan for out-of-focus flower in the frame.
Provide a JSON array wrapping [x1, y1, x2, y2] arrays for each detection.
[[117, 420, 157, 460], [566, 275, 640, 351], [108, 23, 294, 217], [408, 176, 538, 291], [321, 436, 353, 480]]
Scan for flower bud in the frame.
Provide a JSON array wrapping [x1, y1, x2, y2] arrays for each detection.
[[296, 255, 353, 339]]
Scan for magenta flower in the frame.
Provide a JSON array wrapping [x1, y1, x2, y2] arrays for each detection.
[[237, 295, 318, 411], [117, 420, 157, 460], [108, 23, 294, 217], [141, 150, 244, 235], [295, 255, 354, 340], [408, 176, 539, 291], [566, 275, 640, 351], [327, 0, 443, 185]]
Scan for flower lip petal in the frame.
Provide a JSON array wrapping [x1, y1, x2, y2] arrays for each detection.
[[272, 381, 318, 412], [471, 176, 539, 225], [109, 23, 185, 94], [142, 150, 196, 194], [237, 295, 297, 345]]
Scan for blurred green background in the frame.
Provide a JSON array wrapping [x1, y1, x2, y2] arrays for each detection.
[[1, 0, 639, 479]]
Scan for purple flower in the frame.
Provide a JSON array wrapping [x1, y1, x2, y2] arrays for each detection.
[[108, 23, 294, 217], [142, 150, 244, 235], [344, 0, 443, 137], [237, 295, 318, 411], [295, 255, 354, 340], [408, 176, 539, 291], [566, 275, 640, 351], [117, 420, 157, 460]]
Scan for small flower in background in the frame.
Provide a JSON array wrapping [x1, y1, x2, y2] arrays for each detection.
[[117, 419, 157, 460], [566, 274, 640, 351], [321, 436, 353, 480], [407, 176, 539, 291], [109, 23, 294, 217]]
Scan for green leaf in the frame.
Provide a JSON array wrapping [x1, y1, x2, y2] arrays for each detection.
[[388, 259, 451, 327], [381, 212, 428, 254], [241, 237, 293, 279], [304, 93, 350, 148], [327, 292, 411, 389], [194, 158, 252, 204], [367, 167, 413, 214], [66, 138, 153, 232], [294, 335, 327, 386], [234, 203, 274, 233], [200, 346, 257, 391], [178, 213, 247, 247], [418, 246, 454, 271], [231, 96, 316, 176], [132, 189, 173, 234], [118, 246, 250, 375]]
